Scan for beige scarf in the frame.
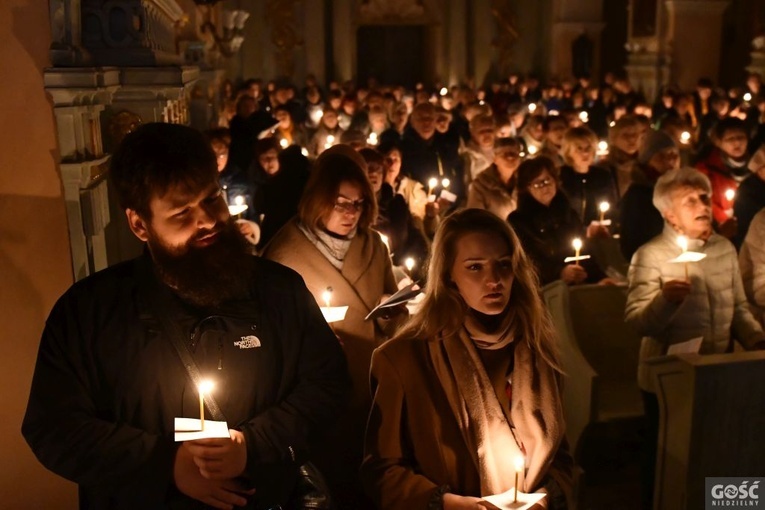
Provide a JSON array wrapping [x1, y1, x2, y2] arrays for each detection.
[[429, 323, 565, 497]]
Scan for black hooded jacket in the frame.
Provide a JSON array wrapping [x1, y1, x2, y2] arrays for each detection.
[[22, 254, 350, 509]]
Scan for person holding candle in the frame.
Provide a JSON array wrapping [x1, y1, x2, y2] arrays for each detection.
[[508, 157, 607, 286], [466, 137, 523, 220], [558, 126, 619, 227], [262, 144, 406, 509], [732, 144, 765, 247], [309, 107, 344, 157], [695, 117, 751, 240], [22, 123, 350, 510], [361, 208, 574, 510], [624, 166, 765, 510]]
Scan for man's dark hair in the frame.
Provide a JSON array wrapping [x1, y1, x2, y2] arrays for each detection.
[[110, 123, 217, 219], [713, 117, 748, 141]]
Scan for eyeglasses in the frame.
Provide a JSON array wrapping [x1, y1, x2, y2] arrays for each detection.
[[530, 178, 554, 190], [333, 199, 365, 214]]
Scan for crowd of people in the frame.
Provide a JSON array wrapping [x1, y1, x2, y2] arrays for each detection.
[[22, 68, 765, 510]]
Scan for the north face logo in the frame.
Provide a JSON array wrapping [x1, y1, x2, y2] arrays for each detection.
[[234, 335, 261, 349]]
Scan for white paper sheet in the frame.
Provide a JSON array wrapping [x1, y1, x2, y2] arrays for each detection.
[[320, 306, 348, 323], [563, 255, 591, 263], [481, 489, 546, 509], [667, 336, 703, 355], [174, 418, 230, 442], [440, 189, 458, 203], [668, 252, 707, 263], [228, 204, 248, 216]]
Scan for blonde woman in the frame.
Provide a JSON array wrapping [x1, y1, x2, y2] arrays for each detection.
[[362, 208, 574, 510], [559, 126, 619, 226]]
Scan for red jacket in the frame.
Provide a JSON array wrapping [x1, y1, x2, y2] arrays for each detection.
[[695, 149, 742, 224]]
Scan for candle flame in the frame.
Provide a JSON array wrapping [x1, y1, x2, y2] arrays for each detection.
[[725, 188, 736, 202], [198, 380, 214, 394], [680, 131, 691, 144], [528, 103, 537, 113], [439, 87, 448, 96], [599, 201, 610, 213], [428, 177, 439, 189], [279, 138, 289, 149], [326, 134, 335, 144], [234, 195, 245, 206], [572, 238, 582, 251], [514, 455, 525, 472], [441, 178, 450, 188], [322, 287, 333, 308], [528, 145, 538, 155], [598, 140, 609, 152], [744, 92, 753, 102], [677, 235, 688, 253], [578, 111, 589, 123], [404, 257, 415, 272]]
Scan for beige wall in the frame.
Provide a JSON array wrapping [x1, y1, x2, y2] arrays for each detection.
[[0, 1, 77, 508]]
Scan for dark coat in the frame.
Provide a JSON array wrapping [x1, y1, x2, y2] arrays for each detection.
[[619, 165, 665, 261], [22, 254, 349, 510], [558, 164, 619, 226], [375, 183, 429, 277], [508, 193, 603, 285], [399, 127, 465, 204], [733, 173, 765, 248], [219, 163, 257, 221]]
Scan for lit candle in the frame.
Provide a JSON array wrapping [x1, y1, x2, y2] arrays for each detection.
[[528, 145, 538, 156], [428, 177, 439, 196], [279, 138, 289, 149], [326, 134, 335, 145], [367, 132, 378, 146], [404, 257, 415, 277], [513, 455, 525, 503], [441, 178, 450, 189], [579, 111, 589, 123], [234, 195, 245, 206], [528, 103, 537, 113], [677, 235, 689, 280], [725, 188, 735, 203], [301, 147, 309, 157], [322, 287, 333, 308], [744, 92, 753, 102], [198, 380, 214, 431], [599, 201, 610, 223], [680, 131, 691, 144], [439, 87, 448, 96], [597, 140, 609, 154], [609, 121, 616, 128], [572, 238, 582, 266]]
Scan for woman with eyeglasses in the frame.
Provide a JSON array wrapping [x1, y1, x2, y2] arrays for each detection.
[[262, 144, 404, 509], [466, 137, 523, 220], [508, 157, 606, 286]]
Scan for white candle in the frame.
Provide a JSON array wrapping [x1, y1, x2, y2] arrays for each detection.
[[322, 287, 333, 308], [198, 380, 214, 431], [572, 238, 582, 266], [677, 235, 689, 280], [513, 455, 525, 503], [428, 177, 438, 196], [599, 201, 610, 223]]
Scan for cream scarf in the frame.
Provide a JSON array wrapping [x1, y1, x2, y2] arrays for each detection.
[[429, 317, 565, 497], [298, 223, 356, 270]]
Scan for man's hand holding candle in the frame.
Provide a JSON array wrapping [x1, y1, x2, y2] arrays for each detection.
[[184, 429, 248, 480]]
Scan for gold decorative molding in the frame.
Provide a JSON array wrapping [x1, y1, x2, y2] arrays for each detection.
[[266, 0, 304, 77]]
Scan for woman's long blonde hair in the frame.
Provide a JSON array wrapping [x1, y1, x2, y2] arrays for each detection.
[[397, 208, 562, 372]]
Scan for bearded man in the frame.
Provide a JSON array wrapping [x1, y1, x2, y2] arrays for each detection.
[[22, 123, 349, 510]]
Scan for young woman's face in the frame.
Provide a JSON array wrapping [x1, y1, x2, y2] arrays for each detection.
[[450, 232, 514, 315], [568, 139, 595, 169], [527, 169, 557, 207], [384, 149, 402, 185], [323, 181, 364, 237]]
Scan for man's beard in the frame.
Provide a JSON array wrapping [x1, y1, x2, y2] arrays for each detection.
[[148, 219, 255, 309]]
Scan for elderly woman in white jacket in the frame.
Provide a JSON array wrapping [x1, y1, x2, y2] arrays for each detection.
[[624, 166, 765, 509]]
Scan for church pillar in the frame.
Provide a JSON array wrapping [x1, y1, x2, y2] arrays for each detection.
[[332, 0, 354, 82], [549, 0, 605, 80], [303, 0, 325, 85], [665, 0, 730, 89], [446, 0, 468, 86]]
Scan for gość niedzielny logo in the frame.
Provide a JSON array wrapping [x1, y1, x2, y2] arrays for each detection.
[[707, 478, 762, 508]]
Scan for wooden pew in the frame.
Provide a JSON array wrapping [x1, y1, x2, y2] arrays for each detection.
[[646, 352, 765, 510], [542, 281, 644, 456]]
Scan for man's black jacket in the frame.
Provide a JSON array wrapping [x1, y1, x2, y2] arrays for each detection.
[[22, 254, 350, 509]]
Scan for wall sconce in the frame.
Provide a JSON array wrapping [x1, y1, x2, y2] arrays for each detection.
[[201, 10, 250, 57]]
